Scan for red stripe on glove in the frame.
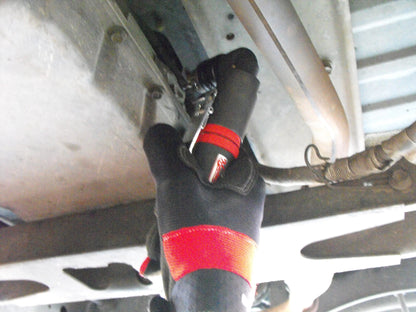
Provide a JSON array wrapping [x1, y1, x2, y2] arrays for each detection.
[[139, 256, 151, 276], [162, 225, 257, 287], [196, 124, 241, 159]]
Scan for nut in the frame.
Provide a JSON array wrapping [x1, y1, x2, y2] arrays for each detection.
[[111, 31, 124, 44], [322, 59, 333, 74], [150, 87, 163, 100], [389, 169, 412, 191]]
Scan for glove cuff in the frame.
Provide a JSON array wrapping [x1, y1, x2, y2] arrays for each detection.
[[162, 225, 257, 287]]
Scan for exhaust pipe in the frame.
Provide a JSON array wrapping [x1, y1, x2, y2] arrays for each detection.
[[227, 0, 350, 160], [259, 121, 416, 186]]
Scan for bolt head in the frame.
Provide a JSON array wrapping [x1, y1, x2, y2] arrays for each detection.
[[322, 59, 333, 74], [111, 32, 124, 44], [389, 169, 412, 191], [150, 88, 163, 100], [226, 33, 235, 41]]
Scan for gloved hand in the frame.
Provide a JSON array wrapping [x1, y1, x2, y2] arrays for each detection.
[[143, 124, 265, 312]]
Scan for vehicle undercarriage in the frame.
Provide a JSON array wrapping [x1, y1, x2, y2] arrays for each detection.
[[1, 0, 416, 311]]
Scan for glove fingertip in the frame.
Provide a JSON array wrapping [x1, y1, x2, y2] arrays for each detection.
[[143, 124, 181, 154], [143, 124, 183, 182]]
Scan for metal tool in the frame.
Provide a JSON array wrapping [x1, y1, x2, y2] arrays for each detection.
[[190, 48, 260, 183]]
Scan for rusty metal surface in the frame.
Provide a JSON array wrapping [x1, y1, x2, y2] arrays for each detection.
[[263, 159, 416, 226], [181, 0, 364, 172], [0, 201, 163, 306], [0, 281, 49, 301], [226, 0, 350, 160], [1, 0, 415, 309], [0, 0, 189, 222], [0, 201, 155, 265], [257, 120, 416, 186]]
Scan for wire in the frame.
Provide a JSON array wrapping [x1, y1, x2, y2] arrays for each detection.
[[304, 144, 333, 186]]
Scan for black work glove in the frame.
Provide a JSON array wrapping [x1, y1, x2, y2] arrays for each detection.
[[143, 124, 265, 312]]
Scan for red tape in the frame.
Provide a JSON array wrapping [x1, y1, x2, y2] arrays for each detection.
[[162, 225, 257, 287], [196, 124, 241, 159]]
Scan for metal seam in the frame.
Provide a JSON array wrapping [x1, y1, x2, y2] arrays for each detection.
[[246, 0, 337, 159]]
